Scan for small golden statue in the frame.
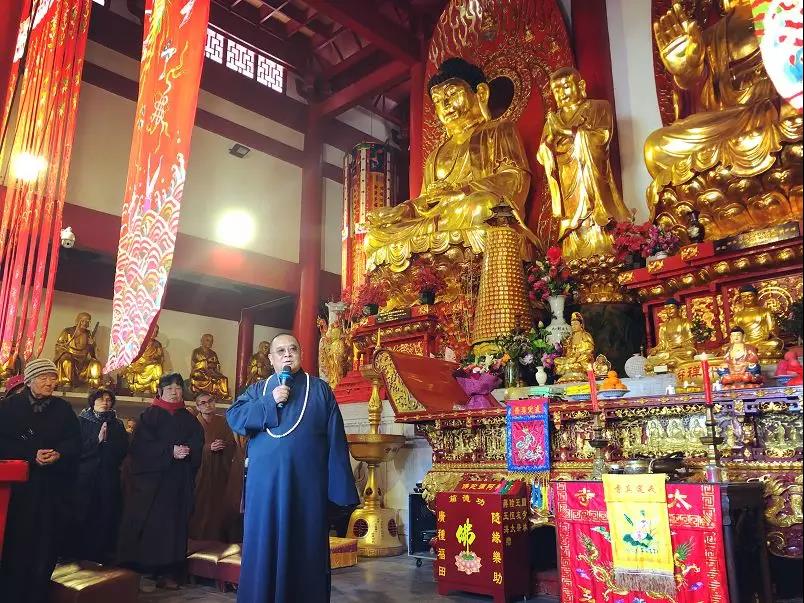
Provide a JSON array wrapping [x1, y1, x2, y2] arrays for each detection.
[[731, 285, 784, 361], [124, 325, 164, 396], [717, 326, 763, 387], [538, 67, 631, 260], [54, 312, 102, 389], [554, 311, 595, 383], [190, 334, 230, 399], [246, 340, 272, 387], [0, 352, 21, 386], [364, 57, 535, 272], [644, 298, 697, 373], [646, 0, 802, 238], [320, 322, 348, 390]]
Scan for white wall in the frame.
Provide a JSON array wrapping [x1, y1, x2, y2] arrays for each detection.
[[606, 0, 662, 221], [322, 178, 344, 276], [44, 291, 284, 386]]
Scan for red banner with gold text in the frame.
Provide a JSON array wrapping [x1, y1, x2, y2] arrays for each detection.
[[0, 0, 93, 365], [105, 0, 209, 373]]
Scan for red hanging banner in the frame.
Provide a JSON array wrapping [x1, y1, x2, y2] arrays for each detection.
[[0, 0, 93, 365], [105, 0, 210, 373]]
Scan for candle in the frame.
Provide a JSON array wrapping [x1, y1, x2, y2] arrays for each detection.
[[701, 353, 713, 406], [587, 366, 599, 412]]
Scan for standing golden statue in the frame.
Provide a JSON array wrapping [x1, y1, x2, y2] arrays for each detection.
[[538, 67, 631, 260], [190, 334, 230, 399], [554, 311, 596, 383], [124, 325, 164, 396], [364, 58, 535, 272], [245, 340, 272, 387], [321, 323, 348, 390], [54, 312, 102, 389], [646, 0, 802, 238], [644, 298, 697, 372], [731, 285, 784, 361]]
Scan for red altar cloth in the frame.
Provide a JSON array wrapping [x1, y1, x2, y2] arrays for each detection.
[[553, 481, 728, 602], [0, 460, 28, 561], [435, 479, 530, 603]]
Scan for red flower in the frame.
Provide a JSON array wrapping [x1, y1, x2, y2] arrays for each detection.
[[549, 266, 558, 278], [546, 246, 562, 265]]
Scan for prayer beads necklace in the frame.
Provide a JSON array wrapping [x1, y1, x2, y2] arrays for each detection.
[[263, 373, 310, 439]]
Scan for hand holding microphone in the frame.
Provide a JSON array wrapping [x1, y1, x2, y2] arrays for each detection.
[[273, 366, 293, 408]]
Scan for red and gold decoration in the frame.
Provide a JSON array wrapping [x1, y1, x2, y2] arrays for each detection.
[[554, 481, 729, 602], [341, 143, 394, 294], [105, 0, 210, 373], [0, 0, 93, 364], [435, 479, 530, 601]]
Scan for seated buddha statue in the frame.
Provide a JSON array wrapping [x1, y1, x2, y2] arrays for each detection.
[[646, 0, 802, 232], [245, 340, 272, 387], [53, 312, 102, 389], [190, 334, 230, 399], [364, 57, 534, 272], [538, 67, 631, 260], [555, 312, 595, 383], [124, 325, 164, 396], [731, 285, 784, 361], [644, 298, 697, 372], [717, 327, 763, 386]]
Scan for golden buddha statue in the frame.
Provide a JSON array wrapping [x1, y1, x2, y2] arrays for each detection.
[[646, 0, 802, 238], [644, 298, 697, 373], [731, 285, 784, 361], [321, 323, 348, 390], [554, 312, 595, 383], [717, 326, 763, 386], [54, 312, 102, 389], [246, 340, 272, 387], [0, 352, 21, 386], [537, 67, 631, 260], [364, 58, 535, 273], [189, 333, 230, 399], [124, 324, 164, 396]]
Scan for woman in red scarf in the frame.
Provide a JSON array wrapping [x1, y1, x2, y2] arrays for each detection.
[[117, 373, 204, 591]]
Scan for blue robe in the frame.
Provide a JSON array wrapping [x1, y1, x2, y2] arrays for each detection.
[[226, 370, 358, 603]]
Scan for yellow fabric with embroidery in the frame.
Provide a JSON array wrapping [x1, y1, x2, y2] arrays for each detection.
[[602, 474, 676, 596]]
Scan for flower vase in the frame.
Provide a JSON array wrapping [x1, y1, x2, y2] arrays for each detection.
[[362, 303, 379, 316], [504, 362, 519, 389], [535, 366, 548, 386], [545, 295, 572, 346], [419, 290, 436, 305]]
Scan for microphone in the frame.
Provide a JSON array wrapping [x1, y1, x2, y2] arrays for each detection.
[[276, 366, 292, 408]]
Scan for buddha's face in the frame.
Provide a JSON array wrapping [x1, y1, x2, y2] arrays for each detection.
[[430, 78, 488, 133], [664, 304, 679, 319], [571, 319, 582, 333], [739, 291, 758, 307], [201, 334, 213, 348], [550, 72, 586, 107], [258, 341, 270, 355], [76, 313, 91, 330], [730, 330, 745, 344]]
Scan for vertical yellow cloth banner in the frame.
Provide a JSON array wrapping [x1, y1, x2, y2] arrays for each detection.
[[602, 474, 676, 596]]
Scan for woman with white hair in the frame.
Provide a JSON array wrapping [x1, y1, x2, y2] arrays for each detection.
[[0, 358, 81, 603]]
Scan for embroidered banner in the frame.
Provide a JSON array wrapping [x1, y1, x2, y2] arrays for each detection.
[[602, 474, 675, 596], [553, 481, 728, 603], [0, 0, 93, 364], [506, 398, 550, 472], [105, 0, 210, 373]]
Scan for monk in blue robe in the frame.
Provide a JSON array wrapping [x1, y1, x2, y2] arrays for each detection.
[[227, 333, 358, 602]]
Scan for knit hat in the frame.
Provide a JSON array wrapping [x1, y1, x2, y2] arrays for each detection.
[[24, 358, 58, 384]]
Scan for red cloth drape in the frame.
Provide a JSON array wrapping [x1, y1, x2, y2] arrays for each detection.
[[0, 0, 93, 364], [104, 0, 210, 373]]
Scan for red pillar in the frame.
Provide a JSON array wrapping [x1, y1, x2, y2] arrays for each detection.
[[293, 115, 324, 374], [0, 1, 25, 107], [570, 0, 622, 193], [408, 62, 425, 198], [235, 309, 254, 392]]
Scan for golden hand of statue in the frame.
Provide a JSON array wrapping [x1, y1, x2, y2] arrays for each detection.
[[654, 3, 705, 82], [367, 203, 414, 226]]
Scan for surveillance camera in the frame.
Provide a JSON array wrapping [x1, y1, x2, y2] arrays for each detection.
[[60, 226, 75, 249]]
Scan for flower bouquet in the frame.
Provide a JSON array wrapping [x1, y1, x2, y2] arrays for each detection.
[[411, 260, 446, 305], [611, 221, 680, 264], [349, 281, 388, 318], [527, 247, 577, 304], [453, 355, 504, 409]]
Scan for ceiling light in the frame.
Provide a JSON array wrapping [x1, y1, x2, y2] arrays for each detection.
[[216, 209, 255, 248], [229, 143, 251, 158], [12, 152, 47, 183]]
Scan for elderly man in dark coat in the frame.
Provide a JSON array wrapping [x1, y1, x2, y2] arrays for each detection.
[[0, 358, 81, 603], [117, 373, 204, 591]]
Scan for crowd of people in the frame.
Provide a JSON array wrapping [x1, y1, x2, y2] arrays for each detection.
[[0, 360, 247, 601]]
